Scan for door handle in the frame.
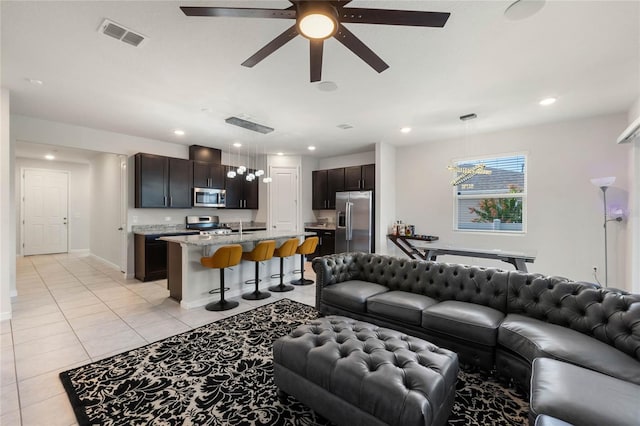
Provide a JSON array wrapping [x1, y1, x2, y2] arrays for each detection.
[[164, 196, 167, 206], [118, 227, 123, 231], [169, 196, 173, 207]]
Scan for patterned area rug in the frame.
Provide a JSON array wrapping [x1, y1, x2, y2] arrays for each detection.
[[60, 299, 528, 425]]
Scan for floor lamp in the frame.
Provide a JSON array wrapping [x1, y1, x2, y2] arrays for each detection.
[[590, 176, 620, 287]]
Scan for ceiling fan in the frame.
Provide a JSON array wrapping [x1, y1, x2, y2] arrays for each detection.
[[180, 1, 450, 82]]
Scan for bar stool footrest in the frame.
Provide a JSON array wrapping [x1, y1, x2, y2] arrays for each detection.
[[208, 286, 230, 295]]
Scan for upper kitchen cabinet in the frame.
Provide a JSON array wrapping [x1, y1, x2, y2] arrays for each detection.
[[312, 168, 344, 209], [135, 153, 193, 208], [344, 164, 375, 191], [189, 145, 222, 164], [193, 161, 225, 189], [225, 169, 258, 209]]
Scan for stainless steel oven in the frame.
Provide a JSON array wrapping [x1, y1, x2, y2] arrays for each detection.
[[193, 188, 226, 208]]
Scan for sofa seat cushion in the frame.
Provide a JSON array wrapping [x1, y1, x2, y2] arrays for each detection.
[[321, 281, 389, 313], [421, 301, 505, 346], [366, 291, 437, 325], [530, 358, 640, 426], [499, 314, 640, 384]]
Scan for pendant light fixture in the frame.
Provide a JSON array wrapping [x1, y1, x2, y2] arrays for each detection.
[[226, 143, 236, 178]]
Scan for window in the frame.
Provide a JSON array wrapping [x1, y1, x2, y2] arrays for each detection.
[[453, 154, 526, 233]]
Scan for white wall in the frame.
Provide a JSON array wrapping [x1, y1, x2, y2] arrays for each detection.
[[376, 142, 396, 255], [301, 156, 318, 224], [625, 96, 640, 292], [1, 88, 15, 320], [90, 153, 123, 267], [317, 151, 375, 170], [396, 113, 632, 290], [14, 158, 91, 253]]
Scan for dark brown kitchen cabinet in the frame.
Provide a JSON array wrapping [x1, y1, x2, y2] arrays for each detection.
[[135, 153, 193, 208], [304, 229, 335, 260], [312, 168, 344, 210], [193, 161, 225, 188], [225, 169, 259, 209], [135, 234, 168, 282], [344, 164, 375, 191]]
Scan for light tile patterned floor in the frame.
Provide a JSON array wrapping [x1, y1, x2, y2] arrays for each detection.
[[0, 253, 317, 426]]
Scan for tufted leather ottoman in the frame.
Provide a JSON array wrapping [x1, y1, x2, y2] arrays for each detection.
[[273, 316, 459, 426]]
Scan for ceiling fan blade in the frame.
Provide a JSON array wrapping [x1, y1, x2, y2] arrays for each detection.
[[310, 39, 324, 82], [180, 6, 296, 20], [241, 25, 299, 68], [334, 24, 389, 73], [340, 8, 450, 27]]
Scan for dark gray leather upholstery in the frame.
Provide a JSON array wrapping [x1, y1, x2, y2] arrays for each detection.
[[367, 291, 437, 325], [530, 358, 640, 426], [321, 280, 388, 313], [274, 316, 459, 426], [507, 271, 640, 361], [499, 314, 640, 385], [314, 253, 509, 312], [422, 301, 505, 346], [312, 252, 640, 424], [534, 415, 574, 426]]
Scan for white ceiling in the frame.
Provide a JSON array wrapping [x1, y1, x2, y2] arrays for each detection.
[[2, 1, 639, 159]]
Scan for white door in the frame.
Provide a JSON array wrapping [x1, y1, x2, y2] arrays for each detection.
[[269, 166, 299, 231], [23, 169, 69, 255], [119, 155, 128, 273]]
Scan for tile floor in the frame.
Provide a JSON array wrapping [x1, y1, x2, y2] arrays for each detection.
[[1, 253, 317, 426]]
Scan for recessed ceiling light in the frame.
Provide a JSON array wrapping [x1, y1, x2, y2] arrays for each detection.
[[400, 127, 412, 134], [277, 152, 284, 156], [233, 142, 242, 147], [539, 97, 557, 106], [174, 129, 185, 136], [308, 146, 316, 151], [26, 78, 43, 85], [45, 154, 55, 160]]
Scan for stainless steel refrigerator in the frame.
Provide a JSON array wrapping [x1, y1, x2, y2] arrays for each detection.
[[335, 191, 374, 253]]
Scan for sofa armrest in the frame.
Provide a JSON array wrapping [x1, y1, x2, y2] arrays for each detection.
[[312, 253, 362, 308]]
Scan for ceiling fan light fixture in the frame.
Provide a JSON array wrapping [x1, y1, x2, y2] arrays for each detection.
[[297, 3, 338, 40]]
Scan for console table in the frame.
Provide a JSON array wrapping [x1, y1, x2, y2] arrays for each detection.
[[387, 235, 535, 272]]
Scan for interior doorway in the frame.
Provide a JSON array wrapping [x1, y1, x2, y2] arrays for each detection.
[[22, 168, 69, 255], [269, 166, 299, 231]]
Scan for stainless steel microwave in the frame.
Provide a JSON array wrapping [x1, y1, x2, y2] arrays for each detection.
[[193, 188, 226, 208]]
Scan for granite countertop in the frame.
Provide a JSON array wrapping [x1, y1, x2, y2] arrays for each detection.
[[304, 223, 336, 230], [159, 230, 316, 247], [132, 225, 199, 236]]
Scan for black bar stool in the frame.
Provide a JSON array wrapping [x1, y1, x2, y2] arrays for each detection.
[[290, 236, 319, 286], [200, 244, 243, 311], [269, 238, 299, 293], [242, 240, 276, 300]]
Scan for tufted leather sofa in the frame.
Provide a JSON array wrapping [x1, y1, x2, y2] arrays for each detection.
[[312, 253, 640, 426]]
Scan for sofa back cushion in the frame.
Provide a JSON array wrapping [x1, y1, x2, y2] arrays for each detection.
[[343, 253, 509, 312], [507, 271, 640, 360]]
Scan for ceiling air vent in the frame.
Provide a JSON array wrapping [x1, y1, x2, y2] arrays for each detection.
[[225, 117, 274, 134], [98, 19, 147, 47]]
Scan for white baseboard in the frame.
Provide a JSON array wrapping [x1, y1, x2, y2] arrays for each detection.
[[10, 290, 17, 298], [125, 272, 135, 280], [0, 311, 12, 321], [88, 253, 121, 271], [69, 249, 90, 255]]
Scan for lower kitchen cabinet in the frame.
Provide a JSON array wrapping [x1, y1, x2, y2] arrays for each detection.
[[135, 232, 194, 282], [304, 229, 335, 260]]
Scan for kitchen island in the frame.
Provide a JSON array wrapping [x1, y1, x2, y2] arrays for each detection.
[[159, 230, 314, 309]]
